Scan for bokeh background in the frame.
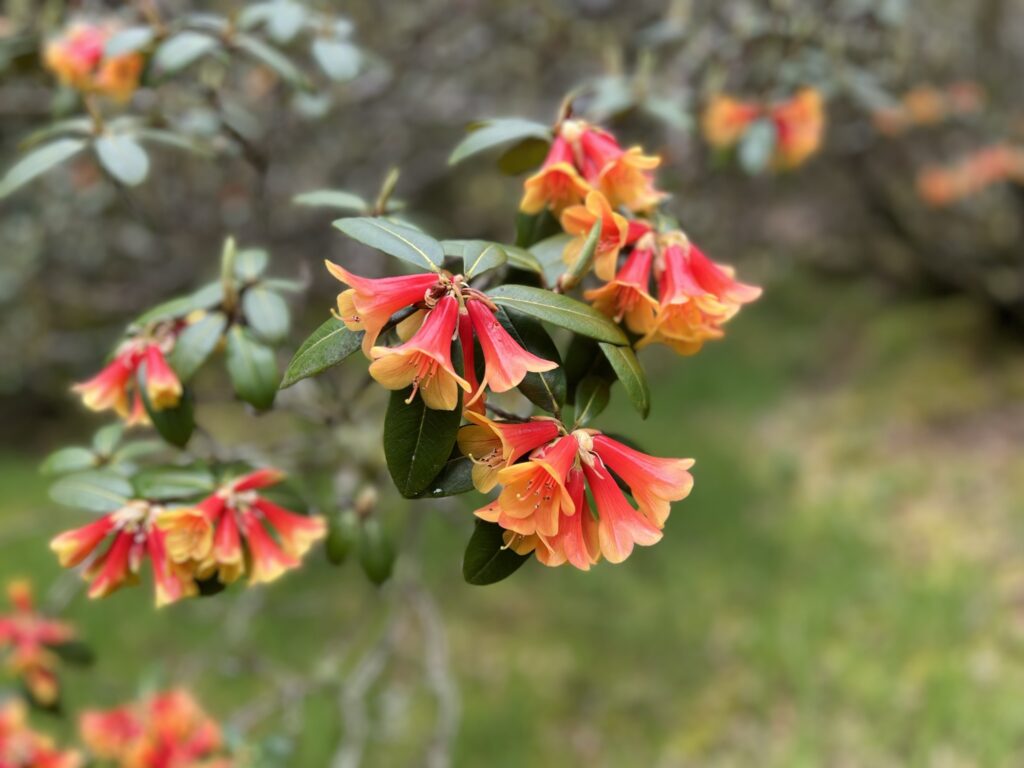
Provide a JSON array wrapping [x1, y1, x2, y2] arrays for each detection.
[[3, 0, 1024, 765]]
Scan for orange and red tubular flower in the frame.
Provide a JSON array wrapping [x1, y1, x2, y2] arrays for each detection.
[[141, 344, 182, 410], [83, 529, 136, 600], [49, 516, 116, 568], [43, 22, 142, 103], [583, 239, 659, 335], [489, 434, 578, 537], [576, 128, 666, 212], [464, 299, 557, 401], [242, 512, 300, 585], [591, 435, 694, 528], [1, 699, 83, 768], [702, 95, 761, 149], [457, 411, 561, 493], [325, 261, 439, 356], [71, 354, 134, 417], [536, 468, 600, 570], [457, 311, 485, 415], [582, 455, 663, 564], [771, 88, 825, 170], [369, 295, 471, 411], [146, 527, 197, 608], [560, 190, 631, 281], [250, 498, 327, 559], [520, 136, 593, 215]]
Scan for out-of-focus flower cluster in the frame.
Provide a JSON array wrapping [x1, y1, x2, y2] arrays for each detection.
[[916, 144, 1024, 207], [0, 699, 81, 768], [44, 21, 143, 103], [0, 581, 76, 707], [80, 689, 233, 768], [50, 469, 325, 607], [872, 81, 984, 136], [702, 88, 826, 170]]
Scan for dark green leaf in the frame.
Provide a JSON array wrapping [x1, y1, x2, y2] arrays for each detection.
[[242, 287, 290, 343], [293, 189, 367, 212], [448, 118, 551, 165], [49, 470, 133, 512], [575, 375, 610, 427], [131, 282, 223, 327], [333, 217, 443, 272], [154, 31, 220, 73], [528, 233, 574, 286], [494, 307, 565, 413], [415, 454, 475, 498], [441, 240, 507, 278], [40, 447, 97, 476], [0, 139, 87, 199], [140, 375, 195, 448], [383, 388, 462, 498], [487, 285, 628, 345], [48, 640, 95, 666], [326, 508, 360, 565], [358, 517, 395, 585], [497, 137, 550, 175], [503, 245, 544, 276], [92, 424, 124, 456], [280, 317, 363, 388], [599, 343, 650, 418], [514, 210, 561, 250], [226, 326, 279, 410], [133, 466, 215, 500], [462, 520, 530, 586], [168, 311, 227, 381]]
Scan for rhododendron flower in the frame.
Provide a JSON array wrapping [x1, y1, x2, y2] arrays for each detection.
[[369, 295, 471, 411], [80, 689, 230, 768], [639, 239, 761, 355], [583, 235, 659, 335], [43, 22, 143, 103], [520, 135, 592, 215], [0, 699, 82, 768], [702, 95, 761, 149], [0, 581, 77, 707], [160, 468, 326, 587], [49, 501, 197, 607], [560, 190, 636, 281], [771, 88, 825, 170], [473, 428, 693, 567], [574, 125, 666, 212], [72, 339, 183, 425], [464, 299, 558, 401], [456, 411, 561, 493], [325, 261, 440, 355]]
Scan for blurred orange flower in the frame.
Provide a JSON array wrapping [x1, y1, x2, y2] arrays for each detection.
[[0, 699, 82, 768], [43, 22, 143, 102]]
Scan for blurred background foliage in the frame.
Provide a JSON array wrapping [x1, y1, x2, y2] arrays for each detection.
[[3, 0, 1024, 766]]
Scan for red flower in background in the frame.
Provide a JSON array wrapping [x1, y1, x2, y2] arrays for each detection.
[[43, 21, 143, 103], [0, 699, 82, 768]]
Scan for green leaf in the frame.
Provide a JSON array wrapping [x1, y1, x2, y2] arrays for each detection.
[[738, 118, 777, 175], [563, 219, 602, 286], [265, 0, 307, 43], [226, 326, 279, 410], [503, 245, 544, 276], [333, 217, 443, 273], [168, 311, 227, 381], [140, 375, 195, 448], [48, 640, 95, 666], [131, 282, 223, 326], [0, 139, 87, 199], [154, 31, 220, 73], [293, 189, 367, 212], [134, 128, 213, 156], [358, 517, 395, 585], [441, 240, 507, 278], [462, 520, 530, 586], [233, 248, 269, 281], [242, 287, 290, 343], [574, 375, 610, 426], [528, 233, 574, 286], [514, 210, 561, 250], [497, 137, 551, 175], [494, 307, 565, 413], [49, 470, 133, 512], [40, 447, 97, 476], [599, 343, 650, 418], [105, 26, 155, 57], [415, 454, 475, 499], [326, 508, 359, 565], [280, 317, 363, 388], [383, 387, 462, 498], [234, 34, 311, 91], [133, 466, 215, 500], [92, 424, 124, 456], [312, 39, 361, 81], [95, 135, 150, 186], [111, 440, 166, 463], [487, 285, 628, 345], [448, 118, 551, 166]]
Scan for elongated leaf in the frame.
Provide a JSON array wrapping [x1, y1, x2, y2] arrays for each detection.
[[529, 233, 574, 286], [131, 282, 223, 327], [111, 440, 166, 463], [168, 311, 227, 381], [140, 374, 195, 448], [333, 217, 443, 272], [105, 26, 155, 57], [266, 0, 307, 43], [134, 128, 212, 156], [383, 388, 462, 498], [281, 317, 363, 388], [0, 139, 86, 199], [326, 508, 360, 566], [563, 219, 602, 284], [40, 447, 97, 476], [463, 520, 529, 586], [49, 471, 132, 512], [575, 375, 610, 426], [133, 467, 215, 500], [448, 118, 551, 166], [95, 135, 150, 186], [497, 137, 550, 175], [233, 248, 269, 281], [154, 31, 220, 73], [487, 285, 628, 345], [599, 343, 650, 418], [514, 210, 561, 250], [494, 307, 565, 413], [234, 34, 310, 90], [312, 38, 361, 81], [242, 287, 290, 343], [92, 424, 124, 456], [293, 189, 367, 212], [358, 517, 395, 585], [48, 640, 95, 666], [415, 454, 475, 499], [441, 240, 507, 278], [503, 245, 544, 276], [226, 326, 279, 410]]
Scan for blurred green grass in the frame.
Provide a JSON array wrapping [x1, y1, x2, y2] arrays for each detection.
[[4, 269, 1024, 766]]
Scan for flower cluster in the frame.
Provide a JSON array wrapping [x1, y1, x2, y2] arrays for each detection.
[[80, 689, 232, 768], [73, 330, 183, 427], [43, 21, 143, 103], [49, 469, 326, 606], [703, 88, 826, 170], [327, 263, 557, 411], [0, 699, 82, 768], [0, 581, 76, 707], [873, 81, 984, 136], [461, 416, 693, 568], [916, 144, 1024, 207]]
